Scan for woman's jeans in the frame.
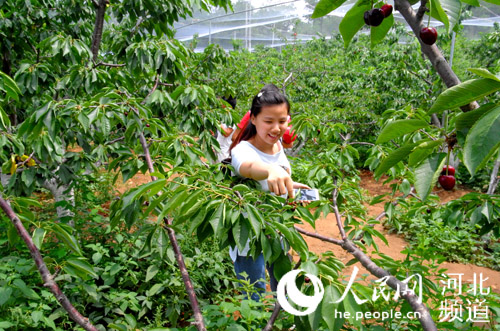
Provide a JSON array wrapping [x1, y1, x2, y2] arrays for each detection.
[[234, 253, 277, 301]]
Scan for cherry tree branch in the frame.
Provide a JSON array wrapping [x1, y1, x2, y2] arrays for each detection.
[[487, 150, 500, 195], [296, 220, 437, 330], [306, 176, 438, 330], [0, 197, 98, 331], [141, 74, 160, 105], [416, 0, 429, 24], [294, 225, 343, 245], [262, 302, 282, 331], [347, 141, 375, 146], [332, 179, 347, 239], [403, 60, 433, 86], [164, 217, 206, 331], [92, 62, 126, 69], [134, 119, 206, 330]]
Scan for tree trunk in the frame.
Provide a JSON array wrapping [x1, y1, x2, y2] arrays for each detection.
[[43, 178, 75, 227], [90, 0, 108, 62]]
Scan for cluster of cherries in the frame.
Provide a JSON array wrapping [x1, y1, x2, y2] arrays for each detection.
[[364, 4, 393, 27], [363, 3, 438, 45], [438, 165, 456, 191]]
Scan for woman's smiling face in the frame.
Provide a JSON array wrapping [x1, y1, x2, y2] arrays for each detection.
[[250, 103, 289, 151]]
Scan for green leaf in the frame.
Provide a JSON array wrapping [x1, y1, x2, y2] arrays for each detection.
[[371, 13, 394, 47], [429, 0, 450, 32], [413, 153, 446, 201], [13, 279, 40, 300], [233, 218, 250, 253], [464, 106, 500, 176], [32, 227, 46, 250], [188, 208, 208, 233], [232, 184, 250, 193], [376, 119, 429, 144], [261, 232, 272, 262], [459, 0, 479, 6], [146, 265, 159, 282], [178, 190, 204, 218], [339, 0, 371, 48], [468, 68, 500, 82], [408, 139, 444, 167], [122, 179, 166, 207], [482, 0, 500, 5], [52, 224, 82, 256], [437, 0, 461, 33], [209, 202, 225, 237], [343, 291, 362, 327], [0, 287, 13, 306], [66, 258, 98, 279], [158, 227, 169, 259], [301, 261, 319, 276], [0, 321, 14, 328], [0, 107, 11, 129], [312, 0, 350, 18], [35, 102, 52, 122], [456, 104, 496, 133], [428, 78, 500, 114], [77, 112, 89, 131], [374, 143, 419, 178], [322, 285, 343, 331], [147, 283, 164, 296], [245, 204, 262, 236], [0, 71, 21, 101], [161, 189, 188, 217], [108, 323, 128, 331], [400, 179, 411, 195], [455, 103, 496, 146]]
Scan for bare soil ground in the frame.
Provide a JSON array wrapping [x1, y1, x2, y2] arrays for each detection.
[[114, 169, 500, 294]]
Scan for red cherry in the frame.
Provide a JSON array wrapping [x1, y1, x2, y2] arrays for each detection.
[[438, 175, 455, 191], [146, 123, 150, 128], [293, 32, 297, 36], [380, 4, 393, 17], [419, 27, 438, 45], [364, 8, 384, 27], [440, 166, 455, 177]]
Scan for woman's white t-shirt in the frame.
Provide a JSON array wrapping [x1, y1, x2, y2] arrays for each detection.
[[231, 140, 291, 191], [229, 140, 291, 260]]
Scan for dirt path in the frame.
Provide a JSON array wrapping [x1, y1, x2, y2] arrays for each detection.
[[297, 170, 500, 294]]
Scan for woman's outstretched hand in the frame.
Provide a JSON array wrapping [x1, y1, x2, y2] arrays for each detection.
[[267, 165, 294, 198]]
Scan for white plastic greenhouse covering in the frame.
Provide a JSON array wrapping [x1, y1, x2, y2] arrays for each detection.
[[173, 0, 500, 52]]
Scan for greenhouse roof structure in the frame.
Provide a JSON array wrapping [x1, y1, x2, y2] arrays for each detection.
[[173, 0, 500, 52]]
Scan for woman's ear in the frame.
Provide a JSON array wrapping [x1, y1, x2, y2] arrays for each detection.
[[250, 114, 256, 126]]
